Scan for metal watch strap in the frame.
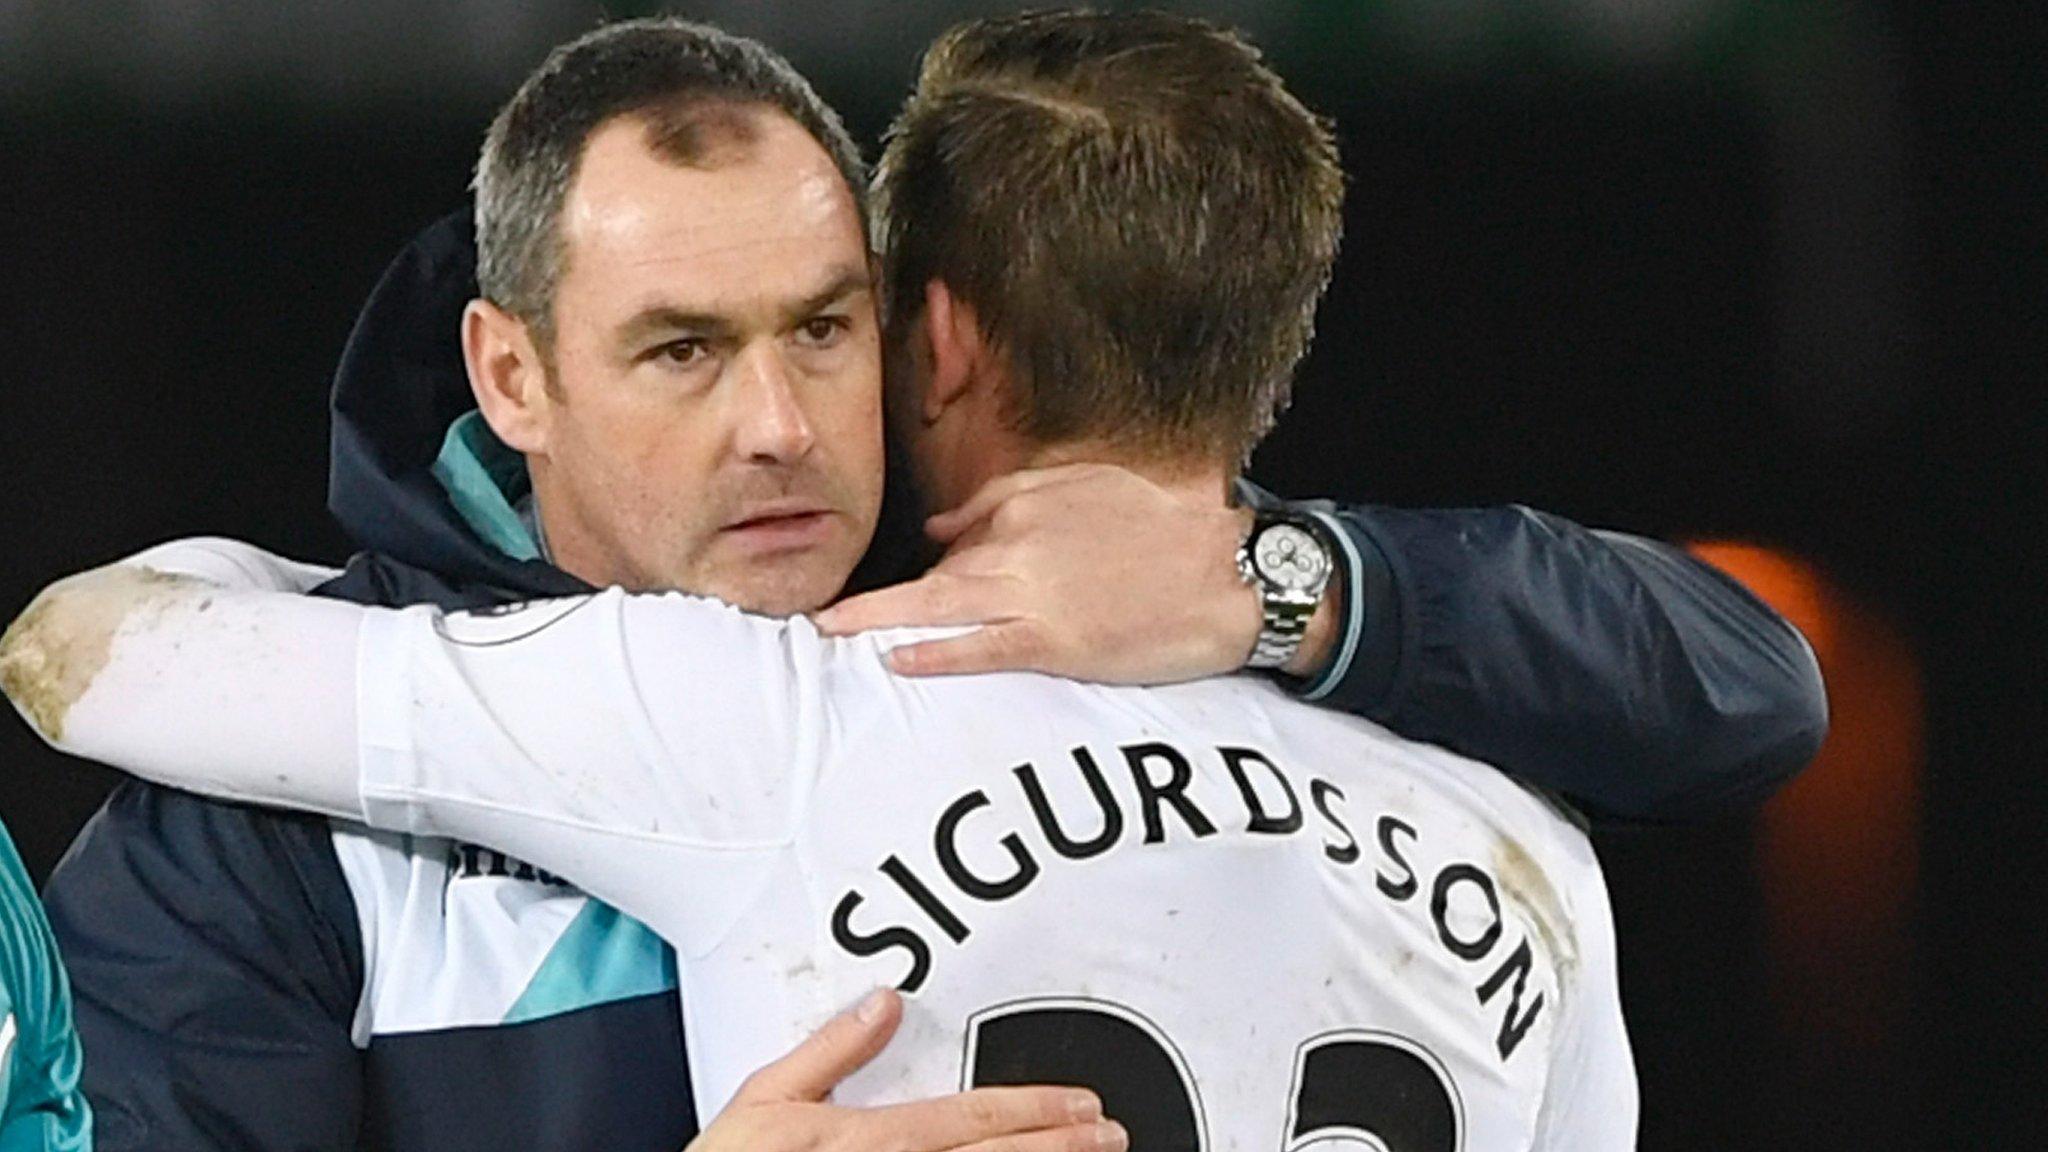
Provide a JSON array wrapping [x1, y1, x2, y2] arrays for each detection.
[[1247, 593, 1317, 668]]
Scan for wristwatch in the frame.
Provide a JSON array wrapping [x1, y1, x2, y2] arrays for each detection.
[[1236, 512, 1335, 669]]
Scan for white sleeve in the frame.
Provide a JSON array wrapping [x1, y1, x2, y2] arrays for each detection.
[[8, 565, 896, 955], [18, 569, 367, 817], [352, 587, 844, 953], [122, 536, 339, 592], [1530, 859, 1640, 1150], [4, 536, 346, 815]]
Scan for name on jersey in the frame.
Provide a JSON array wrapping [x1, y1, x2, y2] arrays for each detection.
[[829, 740, 1553, 1063]]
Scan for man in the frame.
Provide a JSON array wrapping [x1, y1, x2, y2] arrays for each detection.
[[10, 12, 1640, 1146], [25, 15, 1821, 1152]]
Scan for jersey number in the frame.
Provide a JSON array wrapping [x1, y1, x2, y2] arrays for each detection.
[[964, 998, 1462, 1151]]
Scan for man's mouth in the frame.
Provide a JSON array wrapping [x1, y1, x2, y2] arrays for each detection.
[[720, 501, 838, 552]]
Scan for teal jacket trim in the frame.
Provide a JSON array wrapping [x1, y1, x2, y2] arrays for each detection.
[[431, 411, 540, 562], [503, 902, 678, 1025]]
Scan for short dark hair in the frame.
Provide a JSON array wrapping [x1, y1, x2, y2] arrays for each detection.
[[874, 9, 1344, 465], [475, 17, 866, 344]]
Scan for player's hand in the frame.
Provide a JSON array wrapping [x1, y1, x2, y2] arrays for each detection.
[[816, 463, 1337, 683], [685, 989, 1125, 1152]]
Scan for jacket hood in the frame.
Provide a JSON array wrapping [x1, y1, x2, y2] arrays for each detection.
[[326, 209, 587, 597]]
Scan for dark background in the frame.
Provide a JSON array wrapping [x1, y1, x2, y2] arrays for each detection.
[[2, 1, 2040, 1148]]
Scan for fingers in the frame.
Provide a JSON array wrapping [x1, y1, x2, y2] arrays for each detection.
[[887, 622, 1045, 677], [815, 570, 1019, 636], [816, 578, 1049, 675], [955, 1119, 1128, 1152], [872, 1085, 1107, 1151], [727, 989, 902, 1106], [926, 465, 1103, 544]]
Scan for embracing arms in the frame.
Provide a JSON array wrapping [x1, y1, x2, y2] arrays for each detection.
[[5, 470, 1827, 831], [819, 466, 1827, 820], [4, 463, 1832, 874]]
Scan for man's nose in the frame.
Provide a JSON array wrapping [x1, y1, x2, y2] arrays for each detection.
[[730, 346, 817, 465]]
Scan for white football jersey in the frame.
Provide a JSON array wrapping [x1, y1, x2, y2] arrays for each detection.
[[352, 589, 1637, 1149]]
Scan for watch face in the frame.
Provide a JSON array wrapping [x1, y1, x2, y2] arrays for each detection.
[[1254, 523, 1328, 592]]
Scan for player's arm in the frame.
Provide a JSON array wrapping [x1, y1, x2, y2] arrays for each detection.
[[818, 465, 1828, 822], [2, 550, 830, 955], [8, 542, 372, 1151]]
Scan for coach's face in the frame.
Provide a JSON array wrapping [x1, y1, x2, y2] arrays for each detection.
[[469, 107, 883, 615]]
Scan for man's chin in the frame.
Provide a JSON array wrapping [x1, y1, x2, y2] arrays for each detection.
[[698, 560, 851, 619]]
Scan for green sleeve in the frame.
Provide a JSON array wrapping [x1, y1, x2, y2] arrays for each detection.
[[0, 824, 90, 1151]]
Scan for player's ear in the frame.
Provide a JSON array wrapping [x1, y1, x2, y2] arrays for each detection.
[[462, 298, 551, 456], [921, 279, 986, 424]]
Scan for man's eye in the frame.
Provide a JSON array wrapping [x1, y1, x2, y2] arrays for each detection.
[[654, 338, 710, 367], [796, 316, 849, 347]]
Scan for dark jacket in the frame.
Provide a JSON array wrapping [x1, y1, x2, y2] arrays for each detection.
[[41, 210, 1825, 1152]]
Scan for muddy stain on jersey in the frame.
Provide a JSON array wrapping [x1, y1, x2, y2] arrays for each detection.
[[1492, 836, 1578, 980], [0, 567, 194, 742]]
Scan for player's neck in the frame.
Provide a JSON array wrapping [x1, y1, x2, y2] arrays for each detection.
[[1019, 440, 1236, 510]]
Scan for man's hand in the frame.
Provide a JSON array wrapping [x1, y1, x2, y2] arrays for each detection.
[[815, 464, 1339, 684], [687, 989, 1125, 1152]]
